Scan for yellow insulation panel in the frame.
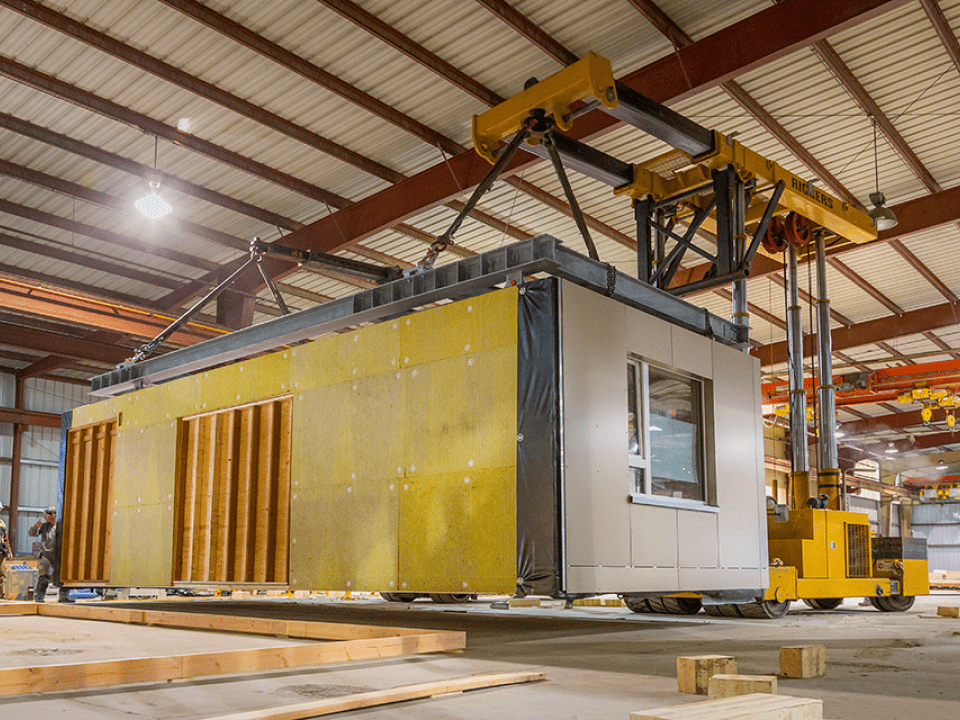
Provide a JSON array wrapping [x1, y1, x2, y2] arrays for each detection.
[[72, 286, 519, 592]]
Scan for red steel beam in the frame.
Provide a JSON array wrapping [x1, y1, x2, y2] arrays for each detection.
[[827, 256, 904, 315], [315, 0, 503, 106], [0, 197, 217, 272], [474, 0, 579, 66], [754, 301, 960, 367], [920, 0, 960, 73], [0, 231, 182, 291], [0, 321, 131, 364], [0, 56, 351, 209], [811, 40, 941, 193], [628, 0, 862, 208], [855, 430, 960, 455], [237, 0, 908, 291], [157, 0, 462, 159], [0, 157, 248, 253], [0, 278, 223, 345], [840, 408, 949, 437], [0, 407, 60, 428], [1, 0, 402, 184], [0, 261, 160, 310], [0, 110, 301, 231]]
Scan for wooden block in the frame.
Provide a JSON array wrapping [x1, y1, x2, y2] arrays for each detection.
[[707, 674, 777, 699], [937, 606, 960, 618], [779, 646, 825, 678], [631, 693, 822, 720], [508, 597, 541, 608], [573, 598, 602, 606], [603, 598, 625, 607], [677, 655, 737, 695]]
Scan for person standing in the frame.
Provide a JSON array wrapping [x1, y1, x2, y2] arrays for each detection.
[[0, 502, 12, 599], [27, 507, 69, 603]]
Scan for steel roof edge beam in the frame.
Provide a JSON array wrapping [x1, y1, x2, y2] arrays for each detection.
[[90, 236, 745, 396]]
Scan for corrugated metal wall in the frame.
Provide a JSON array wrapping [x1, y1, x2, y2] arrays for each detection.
[[912, 502, 960, 572], [0, 372, 93, 555]]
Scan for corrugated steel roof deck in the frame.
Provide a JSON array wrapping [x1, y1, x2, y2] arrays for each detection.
[[0, 0, 957, 466]]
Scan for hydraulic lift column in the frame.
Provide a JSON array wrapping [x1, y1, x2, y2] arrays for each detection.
[[815, 233, 841, 509], [786, 245, 810, 509]]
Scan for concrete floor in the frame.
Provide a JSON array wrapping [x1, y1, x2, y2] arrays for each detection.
[[2, 592, 959, 719]]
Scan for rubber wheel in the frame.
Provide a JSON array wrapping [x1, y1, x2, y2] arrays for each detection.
[[704, 600, 790, 619], [428, 593, 472, 604], [381, 592, 419, 602], [624, 596, 702, 615], [869, 595, 915, 612], [804, 597, 844, 610]]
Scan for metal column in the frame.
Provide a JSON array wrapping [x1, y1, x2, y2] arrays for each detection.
[[786, 245, 810, 509], [730, 174, 750, 338], [814, 233, 841, 509]]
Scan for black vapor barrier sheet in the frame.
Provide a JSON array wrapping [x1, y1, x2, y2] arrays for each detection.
[[516, 278, 562, 597]]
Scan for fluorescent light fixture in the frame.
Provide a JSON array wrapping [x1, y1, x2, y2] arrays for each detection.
[[650, 425, 663, 432], [135, 181, 172, 219], [868, 191, 898, 231]]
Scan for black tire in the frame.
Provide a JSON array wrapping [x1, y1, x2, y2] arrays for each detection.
[[805, 597, 844, 610], [870, 594, 915, 612], [704, 600, 790, 619], [381, 592, 419, 602], [428, 593, 471, 604], [623, 596, 702, 615]]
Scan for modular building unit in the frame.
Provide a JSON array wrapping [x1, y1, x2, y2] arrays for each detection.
[[61, 273, 767, 597]]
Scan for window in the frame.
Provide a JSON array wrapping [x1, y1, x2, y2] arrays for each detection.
[[627, 359, 708, 506]]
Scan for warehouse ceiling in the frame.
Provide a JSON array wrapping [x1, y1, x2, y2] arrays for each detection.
[[0, 0, 958, 478]]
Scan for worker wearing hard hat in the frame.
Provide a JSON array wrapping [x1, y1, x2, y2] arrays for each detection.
[[0, 503, 12, 598]]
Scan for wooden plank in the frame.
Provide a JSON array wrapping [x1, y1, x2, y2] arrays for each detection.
[[0, 611, 465, 697], [214, 411, 236, 582], [101, 422, 117, 585], [77, 426, 94, 581], [90, 423, 108, 580], [63, 431, 83, 581], [272, 399, 292, 583], [196, 414, 217, 581], [235, 406, 256, 581], [254, 402, 275, 583], [0, 602, 40, 615], [202, 671, 546, 720], [631, 693, 823, 720]]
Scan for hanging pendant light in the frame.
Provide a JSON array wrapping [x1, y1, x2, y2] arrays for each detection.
[[867, 118, 897, 231], [136, 137, 172, 219]]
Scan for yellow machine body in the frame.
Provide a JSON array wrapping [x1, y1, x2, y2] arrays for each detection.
[[472, 51, 618, 163], [763, 508, 929, 602], [615, 133, 876, 246]]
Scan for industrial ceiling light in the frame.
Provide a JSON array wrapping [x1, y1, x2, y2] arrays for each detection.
[[884, 442, 897, 454], [135, 137, 172, 219], [937, 459, 949, 470], [868, 117, 897, 231]]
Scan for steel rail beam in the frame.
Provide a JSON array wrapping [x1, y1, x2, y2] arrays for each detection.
[[754, 301, 960, 367], [0, 231, 181, 291], [839, 408, 949, 438], [239, 0, 907, 288], [90, 236, 746, 396], [473, 0, 579, 66], [0, 56, 351, 209], [0, 279, 222, 344], [0, 320, 131, 364]]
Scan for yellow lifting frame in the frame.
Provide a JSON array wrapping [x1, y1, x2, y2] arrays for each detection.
[[616, 131, 877, 245], [471, 52, 619, 164]]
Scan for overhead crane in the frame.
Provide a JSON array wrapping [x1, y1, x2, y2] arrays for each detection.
[[459, 52, 927, 618], [77, 53, 928, 618]]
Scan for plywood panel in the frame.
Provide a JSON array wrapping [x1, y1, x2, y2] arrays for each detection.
[[62, 419, 115, 584]]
